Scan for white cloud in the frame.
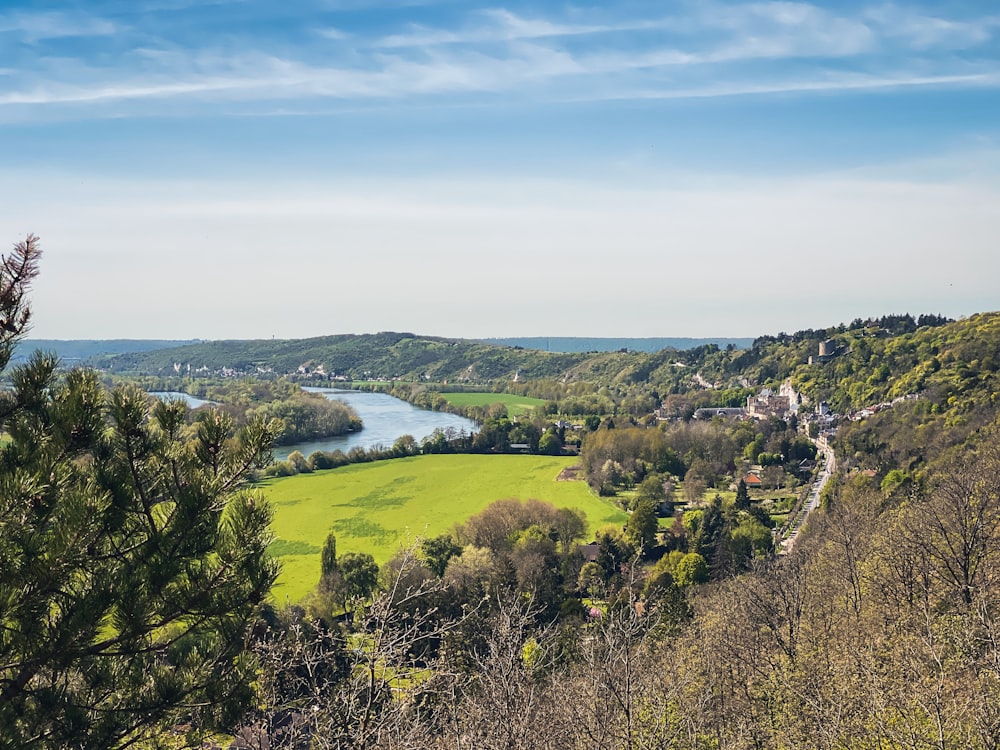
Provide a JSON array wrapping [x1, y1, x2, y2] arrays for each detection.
[[590, 71, 1000, 103], [1, 2, 997, 117], [0, 10, 119, 40], [864, 4, 1000, 50], [318, 27, 349, 41], [374, 8, 657, 48]]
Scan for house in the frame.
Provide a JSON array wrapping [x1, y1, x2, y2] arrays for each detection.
[[693, 407, 747, 420], [654, 403, 674, 420], [746, 388, 791, 419], [578, 543, 600, 563], [743, 472, 764, 487], [779, 380, 801, 414]]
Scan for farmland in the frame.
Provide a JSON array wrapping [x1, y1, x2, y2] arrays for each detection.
[[437, 391, 546, 417], [262, 453, 626, 602]]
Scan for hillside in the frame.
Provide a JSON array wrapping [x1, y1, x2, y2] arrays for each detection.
[[88, 333, 752, 382], [83, 314, 998, 430], [91, 332, 609, 380], [482, 336, 753, 353], [690, 312, 994, 414], [13, 339, 197, 364]]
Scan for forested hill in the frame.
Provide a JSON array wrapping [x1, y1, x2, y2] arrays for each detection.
[[83, 314, 998, 416], [14, 339, 197, 364], [90, 332, 597, 380], [690, 311, 988, 414], [482, 336, 753, 353]]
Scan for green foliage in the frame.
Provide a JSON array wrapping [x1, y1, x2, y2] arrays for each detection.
[[538, 429, 563, 455], [636, 474, 668, 505], [0, 237, 281, 747], [674, 552, 710, 586], [625, 499, 659, 552], [338, 552, 380, 603], [595, 529, 636, 584], [726, 513, 774, 564], [580, 426, 685, 493], [734, 478, 750, 511], [321, 532, 338, 579], [420, 533, 462, 577], [94, 331, 601, 382], [248, 390, 359, 445]]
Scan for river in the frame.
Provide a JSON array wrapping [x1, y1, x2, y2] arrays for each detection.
[[148, 391, 217, 409], [272, 388, 479, 460]]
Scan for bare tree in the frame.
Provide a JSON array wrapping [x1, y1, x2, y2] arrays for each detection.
[[242, 547, 466, 749], [906, 444, 1000, 608], [438, 598, 563, 750]]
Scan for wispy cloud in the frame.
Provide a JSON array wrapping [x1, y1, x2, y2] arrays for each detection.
[[1, 1, 998, 115], [864, 4, 1000, 50], [374, 9, 658, 48], [0, 9, 120, 40], [318, 27, 349, 41], [600, 71, 1000, 104]]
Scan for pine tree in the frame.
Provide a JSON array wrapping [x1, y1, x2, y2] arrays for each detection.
[[0, 236, 282, 748], [734, 478, 751, 511]]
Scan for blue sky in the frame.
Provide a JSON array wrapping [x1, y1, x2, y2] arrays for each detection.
[[1, 0, 998, 339]]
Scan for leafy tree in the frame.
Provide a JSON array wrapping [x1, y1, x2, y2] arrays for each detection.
[[578, 561, 605, 598], [392, 433, 419, 457], [309, 450, 339, 470], [674, 552, 710, 586], [552, 506, 587, 553], [248, 391, 358, 445], [538, 429, 562, 455], [510, 525, 565, 618], [420, 533, 462, 577], [286, 449, 311, 473], [625, 499, 659, 553], [635, 474, 665, 503], [0, 236, 281, 747], [338, 552, 380, 605], [460, 497, 576, 553], [719, 514, 774, 573], [683, 469, 707, 504]]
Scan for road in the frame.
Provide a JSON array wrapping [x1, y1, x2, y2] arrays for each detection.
[[778, 435, 835, 555]]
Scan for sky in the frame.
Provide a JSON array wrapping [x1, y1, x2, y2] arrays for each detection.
[[0, 0, 998, 340]]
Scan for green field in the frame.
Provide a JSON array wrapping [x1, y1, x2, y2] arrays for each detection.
[[262, 454, 625, 603], [438, 392, 546, 417]]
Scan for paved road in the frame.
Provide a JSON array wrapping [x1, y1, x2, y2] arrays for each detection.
[[778, 435, 835, 555]]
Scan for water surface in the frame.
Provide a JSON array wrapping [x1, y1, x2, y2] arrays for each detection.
[[148, 391, 217, 409], [273, 388, 478, 460]]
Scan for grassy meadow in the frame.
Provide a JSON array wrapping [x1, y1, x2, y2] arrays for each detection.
[[437, 392, 546, 417], [262, 454, 625, 603]]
